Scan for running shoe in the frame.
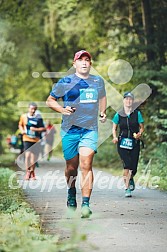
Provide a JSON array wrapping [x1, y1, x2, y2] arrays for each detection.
[[125, 188, 132, 197], [67, 196, 77, 210], [129, 178, 135, 191], [81, 203, 92, 218]]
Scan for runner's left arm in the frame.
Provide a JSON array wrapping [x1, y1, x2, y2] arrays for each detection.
[[99, 96, 107, 122]]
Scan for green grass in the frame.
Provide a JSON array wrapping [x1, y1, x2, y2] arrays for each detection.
[[0, 167, 87, 252], [0, 152, 16, 168]]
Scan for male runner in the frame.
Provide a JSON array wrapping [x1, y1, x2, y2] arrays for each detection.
[[46, 50, 106, 217]]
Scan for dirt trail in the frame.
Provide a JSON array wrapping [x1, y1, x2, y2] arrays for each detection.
[[19, 158, 167, 252]]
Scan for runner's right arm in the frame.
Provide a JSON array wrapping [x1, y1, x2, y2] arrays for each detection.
[[18, 115, 26, 135], [46, 95, 75, 115], [112, 122, 118, 144]]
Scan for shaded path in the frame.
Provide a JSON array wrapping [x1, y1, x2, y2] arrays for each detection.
[[18, 158, 167, 252]]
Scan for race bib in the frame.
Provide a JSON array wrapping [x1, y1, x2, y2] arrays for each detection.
[[26, 129, 36, 138], [28, 120, 37, 126], [80, 88, 98, 103], [119, 138, 134, 150]]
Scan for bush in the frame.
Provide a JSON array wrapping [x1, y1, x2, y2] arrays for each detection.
[[138, 143, 167, 190]]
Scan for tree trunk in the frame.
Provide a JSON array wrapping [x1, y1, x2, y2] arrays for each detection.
[[0, 133, 3, 154], [141, 0, 155, 62]]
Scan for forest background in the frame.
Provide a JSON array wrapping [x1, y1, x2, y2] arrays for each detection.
[[0, 0, 167, 189]]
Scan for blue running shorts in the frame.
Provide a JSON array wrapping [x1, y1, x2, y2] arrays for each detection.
[[61, 128, 98, 160]]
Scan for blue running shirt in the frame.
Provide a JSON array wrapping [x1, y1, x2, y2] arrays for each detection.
[[50, 74, 106, 132]]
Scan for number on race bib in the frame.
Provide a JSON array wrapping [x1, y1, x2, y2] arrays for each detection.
[[80, 88, 98, 103], [86, 93, 93, 99]]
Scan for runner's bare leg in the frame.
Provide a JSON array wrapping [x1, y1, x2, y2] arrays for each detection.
[[65, 155, 79, 188], [79, 147, 94, 197], [123, 169, 132, 189]]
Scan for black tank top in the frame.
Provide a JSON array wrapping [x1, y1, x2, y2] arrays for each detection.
[[118, 110, 139, 138], [26, 116, 41, 138]]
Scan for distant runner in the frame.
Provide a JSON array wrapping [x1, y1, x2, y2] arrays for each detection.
[[18, 102, 46, 180], [112, 92, 144, 197]]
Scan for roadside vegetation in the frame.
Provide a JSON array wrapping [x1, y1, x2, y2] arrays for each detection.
[[0, 164, 86, 252]]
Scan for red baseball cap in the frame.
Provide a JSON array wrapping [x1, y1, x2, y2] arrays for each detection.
[[73, 50, 92, 61]]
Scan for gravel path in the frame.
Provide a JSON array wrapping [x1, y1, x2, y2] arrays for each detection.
[[18, 158, 167, 252]]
